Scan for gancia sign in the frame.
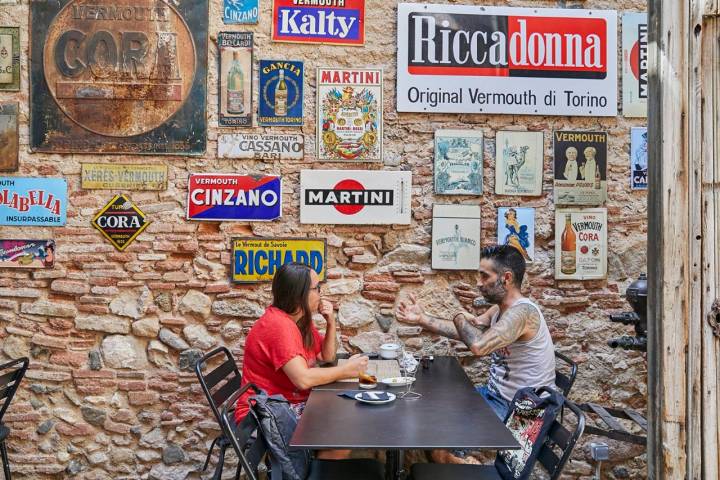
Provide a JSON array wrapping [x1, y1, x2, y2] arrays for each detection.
[[29, 0, 208, 155]]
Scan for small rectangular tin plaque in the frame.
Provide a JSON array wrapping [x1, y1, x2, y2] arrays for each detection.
[[81, 163, 168, 191], [218, 133, 304, 160]]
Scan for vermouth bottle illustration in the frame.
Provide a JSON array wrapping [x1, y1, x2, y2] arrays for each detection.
[[561, 214, 577, 275], [227, 51, 244, 115], [274, 69, 288, 116]]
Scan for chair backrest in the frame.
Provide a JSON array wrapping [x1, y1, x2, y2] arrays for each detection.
[[536, 395, 585, 480], [195, 346, 243, 427], [0, 357, 29, 422], [221, 384, 269, 480], [554, 351, 578, 398]]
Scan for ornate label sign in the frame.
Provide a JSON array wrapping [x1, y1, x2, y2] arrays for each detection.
[[0, 27, 20, 91], [219, 32, 253, 127], [0, 240, 55, 269], [271, 0, 365, 46], [431, 204, 481, 270], [258, 60, 304, 127], [223, 0, 258, 24], [218, 133, 304, 160], [0, 103, 18, 172], [81, 163, 168, 190], [232, 238, 326, 283], [555, 208, 607, 280], [300, 169, 411, 225], [92, 194, 150, 251], [30, 0, 208, 154], [317, 68, 382, 162], [0, 177, 67, 226], [187, 174, 282, 222], [434, 129, 483, 195]]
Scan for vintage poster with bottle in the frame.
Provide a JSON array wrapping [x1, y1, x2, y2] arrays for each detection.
[[553, 131, 608, 205], [555, 208, 607, 280], [316, 68, 382, 162], [622, 13, 648, 118], [494, 131, 543, 196], [223, 0, 259, 24], [0, 27, 20, 91], [431, 204, 481, 270], [258, 60, 304, 127], [497, 207, 534, 263], [0, 103, 18, 172], [434, 130, 483, 195], [630, 127, 648, 189], [219, 32, 253, 127]]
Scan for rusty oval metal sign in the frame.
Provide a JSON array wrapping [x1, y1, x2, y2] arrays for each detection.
[[42, 0, 197, 137]]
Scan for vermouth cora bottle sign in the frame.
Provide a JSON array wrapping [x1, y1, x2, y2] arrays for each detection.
[[396, 3, 617, 116]]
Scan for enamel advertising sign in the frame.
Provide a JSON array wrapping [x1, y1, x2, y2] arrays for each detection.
[[187, 174, 282, 222], [218, 133, 304, 160], [555, 208, 607, 280], [622, 13, 648, 118], [92, 194, 149, 251], [232, 238, 326, 283], [219, 32, 253, 127], [258, 60, 304, 127], [272, 0, 365, 45], [0, 177, 67, 226], [396, 4, 618, 116], [0, 240, 55, 269], [300, 169, 411, 225], [29, 0, 208, 154], [81, 163, 168, 190], [223, 0, 259, 24], [0, 27, 20, 91]]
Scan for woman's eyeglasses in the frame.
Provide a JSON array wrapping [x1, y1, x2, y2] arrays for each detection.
[[309, 284, 321, 293]]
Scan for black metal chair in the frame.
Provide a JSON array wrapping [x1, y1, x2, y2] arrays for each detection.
[[0, 357, 29, 480], [554, 351, 578, 398], [195, 346, 244, 480], [410, 391, 586, 480]]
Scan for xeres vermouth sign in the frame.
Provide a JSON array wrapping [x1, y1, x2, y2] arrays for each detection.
[[396, 3, 617, 116]]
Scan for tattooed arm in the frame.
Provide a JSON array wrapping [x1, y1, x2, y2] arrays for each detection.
[[397, 293, 473, 340], [453, 303, 540, 357]]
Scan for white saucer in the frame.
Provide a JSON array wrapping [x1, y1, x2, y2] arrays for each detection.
[[358, 382, 378, 389], [381, 377, 416, 387], [354, 392, 396, 405]]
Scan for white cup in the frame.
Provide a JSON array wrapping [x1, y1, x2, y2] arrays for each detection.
[[379, 343, 401, 359]]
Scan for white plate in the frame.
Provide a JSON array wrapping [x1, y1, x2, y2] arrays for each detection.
[[381, 377, 416, 387], [354, 392, 396, 405]]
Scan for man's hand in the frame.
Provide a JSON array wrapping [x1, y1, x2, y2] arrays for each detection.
[[396, 293, 426, 326], [319, 299, 335, 323]]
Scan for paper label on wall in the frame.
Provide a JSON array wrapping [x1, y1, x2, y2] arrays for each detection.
[[81, 164, 167, 190], [187, 174, 282, 222], [553, 131, 608, 205], [630, 127, 648, 190], [555, 209, 607, 280], [431, 204, 481, 270], [434, 130, 483, 195], [0, 240, 55, 269], [0, 177, 67, 226], [494, 131, 544, 196], [622, 13, 648, 118], [258, 60, 304, 127], [498, 207, 534, 263], [232, 238, 326, 283], [218, 133, 304, 160], [219, 32, 253, 127]]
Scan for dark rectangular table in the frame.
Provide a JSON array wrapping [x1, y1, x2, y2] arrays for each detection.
[[290, 356, 519, 479]]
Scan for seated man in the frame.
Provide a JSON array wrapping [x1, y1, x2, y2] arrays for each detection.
[[396, 245, 556, 420]]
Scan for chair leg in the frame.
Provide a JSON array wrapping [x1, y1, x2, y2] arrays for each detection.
[[1, 441, 11, 480]]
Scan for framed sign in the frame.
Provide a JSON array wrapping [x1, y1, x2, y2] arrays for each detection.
[[219, 32, 253, 127], [271, 0, 365, 45], [434, 130, 483, 195], [431, 204, 481, 270], [0, 240, 55, 269], [187, 174, 282, 222], [29, 0, 208, 155], [218, 133, 304, 160], [232, 238, 326, 283], [0, 177, 67, 226], [258, 60, 304, 127], [494, 131, 543, 196], [555, 209, 607, 280], [0, 27, 20, 91], [622, 13, 648, 118], [553, 131, 608, 205], [317, 68, 382, 162], [0, 103, 18, 172], [631, 127, 648, 190], [300, 169, 411, 225], [396, 4, 618, 116], [92, 194, 150, 251], [498, 207, 534, 263], [81, 164, 168, 191], [224, 0, 259, 24]]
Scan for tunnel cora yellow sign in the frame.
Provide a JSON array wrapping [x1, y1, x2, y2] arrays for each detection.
[[232, 238, 326, 283]]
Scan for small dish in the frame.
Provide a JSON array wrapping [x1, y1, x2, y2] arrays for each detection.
[[358, 381, 378, 389], [381, 377, 416, 387], [354, 391, 396, 405]]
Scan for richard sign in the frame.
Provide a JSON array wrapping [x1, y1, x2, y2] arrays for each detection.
[[396, 4, 617, 116]]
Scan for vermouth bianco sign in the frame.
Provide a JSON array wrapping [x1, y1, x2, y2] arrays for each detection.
[[396, 4, 617, 116]]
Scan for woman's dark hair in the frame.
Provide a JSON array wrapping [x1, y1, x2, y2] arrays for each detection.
[[272, 262, 315, 349]]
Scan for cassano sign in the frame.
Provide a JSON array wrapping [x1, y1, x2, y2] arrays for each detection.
[[187, 174, 282, 222], [92, 194, 150, 251], [300, 169, 411, 225], [396, 4, 617, 116], [29, 0, 208, 154], [272, 0, 365, 46], [218, 133, 304, 160]]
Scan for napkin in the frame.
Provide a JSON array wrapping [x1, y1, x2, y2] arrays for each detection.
[[357, 391, 391, 401], [338, 390, 365, 399]]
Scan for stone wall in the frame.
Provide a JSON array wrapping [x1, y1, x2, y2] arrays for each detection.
[[0, 0, 647, 478]]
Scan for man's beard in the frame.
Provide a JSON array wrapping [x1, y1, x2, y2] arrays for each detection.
[[480, 278, 507, 305]]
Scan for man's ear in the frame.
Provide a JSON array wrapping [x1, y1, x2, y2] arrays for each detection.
[[504, 270, 514, 287]]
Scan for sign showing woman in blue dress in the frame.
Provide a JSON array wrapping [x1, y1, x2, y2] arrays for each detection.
[[497, 207, 534, 262]]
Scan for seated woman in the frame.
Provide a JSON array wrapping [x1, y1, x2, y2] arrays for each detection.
[[234, 262, 368, 459]]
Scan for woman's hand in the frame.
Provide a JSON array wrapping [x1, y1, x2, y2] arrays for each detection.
[[342, 354, 369, 378], [319, 299, 335, 323]]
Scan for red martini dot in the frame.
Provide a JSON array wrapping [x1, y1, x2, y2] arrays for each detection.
[[334, 179, 365, 215]]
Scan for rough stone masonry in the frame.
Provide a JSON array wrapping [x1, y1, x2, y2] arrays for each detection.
[[0, 0, 647, 478]]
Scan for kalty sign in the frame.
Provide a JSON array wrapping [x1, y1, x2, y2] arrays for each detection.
[[272, 0, 365, 46], [218, 133, 304, 160], [396, 4, 617, 116], [0, 177, 67, 226], [81, 163, 168, 190], [300, 169, 411, 225], [187, 174, 282, 222], [29, 0, 208, 154], [0, 239, 55, 269], [92, 194, 150, 251], [232, 238, 326, 283]]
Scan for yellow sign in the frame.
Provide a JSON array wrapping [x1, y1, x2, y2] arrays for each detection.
[[232, 238, 326, 283], [81, 164, 168, 191]]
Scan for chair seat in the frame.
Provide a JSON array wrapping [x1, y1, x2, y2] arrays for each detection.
[[0, 424, 8, 442], [307, 458, 385, 480], [410, 462, 501, 480]]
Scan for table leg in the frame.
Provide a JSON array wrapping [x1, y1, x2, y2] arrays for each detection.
[[385, 449, 405, 480]]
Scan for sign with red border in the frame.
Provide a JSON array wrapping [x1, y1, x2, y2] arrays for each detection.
[[272, 0, 365, 45]]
